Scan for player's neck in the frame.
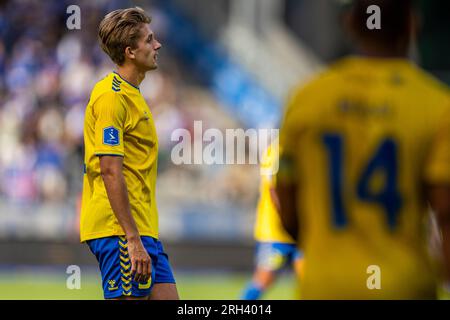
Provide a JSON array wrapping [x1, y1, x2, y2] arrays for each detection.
[[115, 65, 146, 88], [358, 50, 408, 60], [357, 43, 409, 60]]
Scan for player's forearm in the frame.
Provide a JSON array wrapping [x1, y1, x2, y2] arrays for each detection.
[[441, 221, 450, 283], [101, 168, 140, 240], [276, 182, 299, 241], [436, 204, 450, 283], [427, 185, 450, 283]]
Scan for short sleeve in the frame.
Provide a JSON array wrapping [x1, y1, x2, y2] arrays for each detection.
[[424, 109, 450, 185], [93, 92, 128, 156]]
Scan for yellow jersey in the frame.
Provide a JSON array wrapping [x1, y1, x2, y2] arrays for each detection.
[[254, 144, 295, 244], [278, 56, 450, 299], [80, 72, 159, 242]]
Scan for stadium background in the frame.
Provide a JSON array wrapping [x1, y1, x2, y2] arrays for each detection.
[[0, 0, 448, 299]]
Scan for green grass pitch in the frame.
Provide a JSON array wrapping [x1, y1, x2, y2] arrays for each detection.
[[0, 269, 298, 300], [2, 269, 448, 300]]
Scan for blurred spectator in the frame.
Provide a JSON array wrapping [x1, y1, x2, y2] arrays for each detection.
[[0, 0, 259, 240]]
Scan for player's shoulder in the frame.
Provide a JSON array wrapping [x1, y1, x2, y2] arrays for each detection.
[[288, 69, 331, 100], [408, 66, 450, 120], [407, 65, 450, 99], [287, 59, 351, 102], [92, 72, 126, 95], [89, 73, 127, 106], [283, 63, 341, 119]]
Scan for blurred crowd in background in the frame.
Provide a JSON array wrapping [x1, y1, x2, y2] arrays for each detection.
[[0, 0, 260, 240]]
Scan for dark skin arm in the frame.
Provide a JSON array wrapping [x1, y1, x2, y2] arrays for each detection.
[[274, 182, 299, 242], [427, 185, 450, 284], [99, 155, 151, 283]]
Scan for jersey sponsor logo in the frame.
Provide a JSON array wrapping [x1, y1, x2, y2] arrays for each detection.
[[103, 126, 120, 146]]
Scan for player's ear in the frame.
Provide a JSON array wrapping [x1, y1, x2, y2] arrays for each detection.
[[124, 46, 136, 61]]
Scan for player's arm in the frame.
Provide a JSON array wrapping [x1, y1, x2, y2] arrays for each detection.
[[100, 155, 151, 283], [275, 155, 299, 241], [274, 86, 306, 242], [424, 107, 450, 292], [94, 92, 150, 283], [427, 185, 450, 287]]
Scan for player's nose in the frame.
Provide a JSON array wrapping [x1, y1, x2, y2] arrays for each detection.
[[154, 40, 162, 50]]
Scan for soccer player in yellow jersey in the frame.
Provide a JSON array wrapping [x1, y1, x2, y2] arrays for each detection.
[[80, 8, 178, 300], [242, 143, 303, 299], [276, 0, 450, 299]]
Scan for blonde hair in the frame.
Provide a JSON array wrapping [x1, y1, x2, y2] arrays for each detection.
[[98, 7, 151, 65]]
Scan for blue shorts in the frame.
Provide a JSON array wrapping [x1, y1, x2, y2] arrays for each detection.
[[87, 236, 176, 299], [255, 242, 303, 272]]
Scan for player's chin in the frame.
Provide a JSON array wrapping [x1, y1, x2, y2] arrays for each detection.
[[143, 63, 158, 71], [148, 60, 158, 70]]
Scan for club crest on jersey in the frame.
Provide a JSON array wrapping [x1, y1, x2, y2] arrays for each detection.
[[103, 126, 120, 146]]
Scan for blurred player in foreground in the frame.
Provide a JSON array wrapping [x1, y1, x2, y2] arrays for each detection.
[[241, 143, 303, 300], [80, 7, 179, 300], [276, 0, 450, 299]]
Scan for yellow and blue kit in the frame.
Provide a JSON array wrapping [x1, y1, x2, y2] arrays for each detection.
[[87, 236, 175, 298], [254, 144, 302, 271], [81, 72, 175, 298], [242, 144, 302, 300], [278, 56, 450, 299]]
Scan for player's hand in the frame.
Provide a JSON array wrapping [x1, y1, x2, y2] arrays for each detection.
[[127, 237, 152, 283]]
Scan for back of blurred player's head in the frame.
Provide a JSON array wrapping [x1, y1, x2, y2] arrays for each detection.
[[98, 7, 151, 66], [343, 0, 415, 56]]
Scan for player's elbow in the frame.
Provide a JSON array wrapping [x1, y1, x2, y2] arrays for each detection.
[[100, 166, 118, 180], [99, 156, 123, 180]]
